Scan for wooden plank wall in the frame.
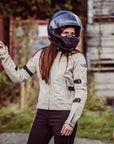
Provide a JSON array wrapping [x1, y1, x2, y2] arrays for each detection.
[[94, 73, 114, 100], [87, 0, 114, 99], [87, 0, 114, 71], [93, 0, 114, 17], [87, 23, 114, 61]]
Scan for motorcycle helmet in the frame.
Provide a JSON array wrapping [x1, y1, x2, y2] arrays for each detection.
[[48, 10, 83, 51]]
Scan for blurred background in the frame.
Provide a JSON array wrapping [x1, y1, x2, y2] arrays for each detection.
[[0, 0, 114, 143]]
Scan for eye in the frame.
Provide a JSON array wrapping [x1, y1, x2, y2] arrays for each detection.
[[70, 32, 75, 36], [62, 31, 69, 35]]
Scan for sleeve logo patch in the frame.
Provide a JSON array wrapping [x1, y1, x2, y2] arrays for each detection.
[[81, 64, 87, 68]]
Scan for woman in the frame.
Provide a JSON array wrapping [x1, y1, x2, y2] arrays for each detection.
[[0, 10, 87, 144]]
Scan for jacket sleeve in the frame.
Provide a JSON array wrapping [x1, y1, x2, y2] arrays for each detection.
[[65, 53, 87, 128], [0, 46, 37, 84]]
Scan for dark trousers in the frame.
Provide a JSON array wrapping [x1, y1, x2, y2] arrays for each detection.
[[27, 109, 77, 144]]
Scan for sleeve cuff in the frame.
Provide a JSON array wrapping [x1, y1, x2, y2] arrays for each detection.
[[0, 46, 9, 60], [65, 120, 76, 128]]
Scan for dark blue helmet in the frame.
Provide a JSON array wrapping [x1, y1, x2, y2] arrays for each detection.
[[48, 10, 83, 51]]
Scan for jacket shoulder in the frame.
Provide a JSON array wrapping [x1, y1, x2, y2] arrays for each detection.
[[71, 50, 86, 62], [32, 48, 43, 57]]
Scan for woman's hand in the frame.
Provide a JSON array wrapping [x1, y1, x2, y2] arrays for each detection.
[[60, 123, 73, 136], [0, 41, 6, 53]]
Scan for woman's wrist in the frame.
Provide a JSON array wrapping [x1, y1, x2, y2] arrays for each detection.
[[0, 46, 9, 59]]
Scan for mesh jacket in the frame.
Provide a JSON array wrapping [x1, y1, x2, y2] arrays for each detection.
[[0, 47, 87, 128]]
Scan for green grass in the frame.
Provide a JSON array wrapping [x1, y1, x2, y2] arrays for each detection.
[[76, 92, 114, 143], [77, 107, 114, 143], [0, 104, 36, 133]]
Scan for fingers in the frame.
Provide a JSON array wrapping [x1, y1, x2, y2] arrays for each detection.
[[64, 129, 71, 136], [60, 123, 73, 136], [60, 124, 65, 135], [0, 41, 6, 53], [0, 41, 5, 48], [0, 41, 3, 44]]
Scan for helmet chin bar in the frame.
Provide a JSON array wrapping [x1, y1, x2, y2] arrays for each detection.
[[49, 33, 80, 52]]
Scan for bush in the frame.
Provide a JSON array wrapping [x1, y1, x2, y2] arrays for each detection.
[[0, 72, 20, 108]]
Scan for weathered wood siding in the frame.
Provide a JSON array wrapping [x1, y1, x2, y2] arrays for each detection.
[[87, 0, 114, 99], [93, 0, 114, 17], [87, 23, 114, 61], [94, 73, 114, 99], [87, 23, 114, 71], [87, 0, 114, 70]]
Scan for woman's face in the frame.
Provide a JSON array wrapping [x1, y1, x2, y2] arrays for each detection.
[[60, 27, 75, 37]]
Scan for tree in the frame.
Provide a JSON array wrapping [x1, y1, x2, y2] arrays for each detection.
[[0, 0, 87, 19]]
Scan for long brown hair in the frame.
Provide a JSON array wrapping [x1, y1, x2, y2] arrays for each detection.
[[39, 43, 57, 84], [39, 43, 72, 84]]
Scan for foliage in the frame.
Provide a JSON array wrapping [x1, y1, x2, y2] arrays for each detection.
[[86, 71, 106, 111], [0, 72, 20, 108], [0, 0, 87, 19], [0, 104, 36, 133], [0, 0, 87, 53], [0, 72, 12, 86], [77, 95, 114, 143], [77, 107, 114, 143], [0, 71, 39, 109]]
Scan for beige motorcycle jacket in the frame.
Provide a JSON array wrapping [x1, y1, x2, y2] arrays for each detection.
[[0, 47, 87, 128]]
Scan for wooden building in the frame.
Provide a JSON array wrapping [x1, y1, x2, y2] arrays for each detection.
[[87, 0, 114, 100]]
